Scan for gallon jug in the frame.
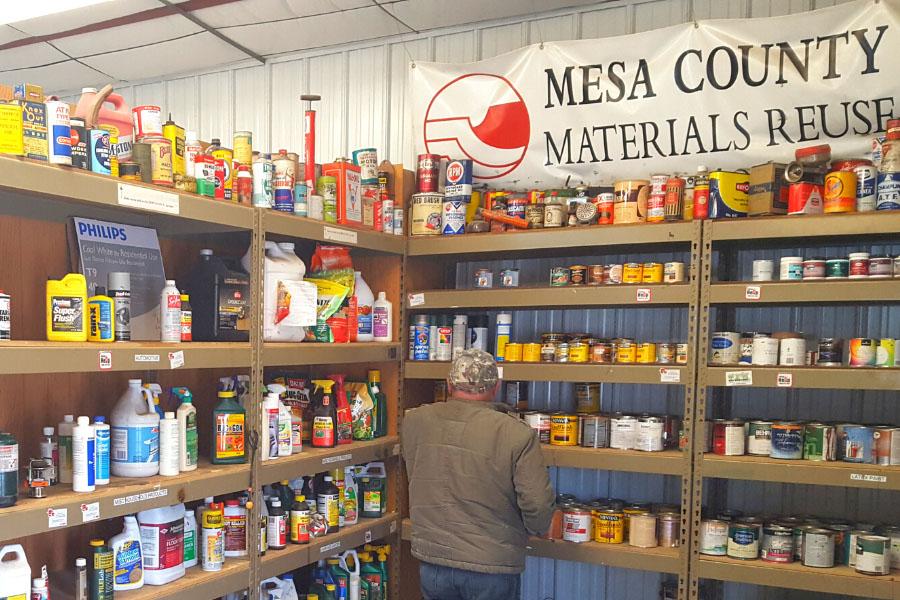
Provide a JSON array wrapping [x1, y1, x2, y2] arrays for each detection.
[[242, 242, 313, 342], [111, 379, 160, 478], [46, 273, 88, 341], [137, 503, 186, 585], [110, 515, 144, 591], [340, 549, 361, 600], [186, 249, 251, 342], [74, 85, 133, 161], [0, 544, 30, 600], [354, 272, 374, 342]]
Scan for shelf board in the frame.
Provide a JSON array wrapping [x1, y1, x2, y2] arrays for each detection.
[[264, 211, 405, 254], [407, 285, 692, 310], [405, 361, 687, 385], [697, 556, 896, 599], [701, 454, 900, 490], [0, 155, 253, 232], [262, 342, 401, 367], [709, 280, 900, 304], [704, 365, 900, 390], [707, 212, 900, 243], [407, 221, 696, 256], [0, 341, 251, 374], [0, 461, 250, 543], [543, 446, 685, 475], [259, 437, 400, 485]]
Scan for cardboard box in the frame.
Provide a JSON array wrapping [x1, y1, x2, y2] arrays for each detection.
[[19, 100, 48, 161], [749, 162, 789, 215], [14, 83, 43, 102]]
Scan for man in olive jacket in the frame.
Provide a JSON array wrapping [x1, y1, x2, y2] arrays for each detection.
[[402, 349, 556, 600]]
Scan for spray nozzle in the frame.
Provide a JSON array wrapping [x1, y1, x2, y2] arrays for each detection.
[[266, 383, 287, 401], [171, 387, 193, 403], [219, 376, 235, 392]]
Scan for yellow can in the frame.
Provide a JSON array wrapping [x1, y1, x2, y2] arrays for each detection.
[[211, 146, 234, 199], [824, 170, 857, 213], [0, 103, 24, 156], [622, 263, 643, 284], [641, 263, 663, 283], [233, 130, 253, 166], [99, 125, 119, 177], [568, 342, 589, 363], [636, 342, 657, 364], [616, 341, 636, 363], [504, 343, 523, 362], [164, 118, 186, 177], [550, 414, 580, 446], [593, 509, 625, 543], [523, 343, 541, 362]]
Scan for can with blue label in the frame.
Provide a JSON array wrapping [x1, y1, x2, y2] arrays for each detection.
[[294, 183, 308, 217], [709, 170, 749, 218], [444, 159, 473, 202], [89, 129, 112, 175], [413, 324, 430, 361], [771, 422, 804, 459], [45, 101, 71, 166], [842, 425, 875, 463], [441, 200, 466, 235], [710, 331, 740, 364], [876, 171, 900, 210]]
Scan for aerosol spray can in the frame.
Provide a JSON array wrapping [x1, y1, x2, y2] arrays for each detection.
[[469, 314, 488, 352], [494, 312, 513, 361], [452, 315, 468, 359], [107, 273, 130, 342]]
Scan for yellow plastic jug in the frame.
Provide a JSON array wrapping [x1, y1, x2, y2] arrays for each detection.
[[46, 273, 88, 341]]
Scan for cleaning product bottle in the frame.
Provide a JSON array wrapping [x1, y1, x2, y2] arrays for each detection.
[[187, 249, 251, 342], [87, 285, 115, 342], [31, 578, 48, 600], [183, 508, 198, 568], [316, 475, 340, 533], [262, 387, 279, 461], [311, 380, 337, 448], [39, 427, 58, 486], [354, 271, 374, 342], [89, 539, 114, 600], [223, 499, 248, 557], [340, 550, 361, 600], [212, 389, 246, 464], [327, 373, 352, 445], [144, 383, 165, 419], [242, 242, 309, 342], [158, 411, 179, 477], [278, 392, 292, 457], [92, 416, 110, 485], [359, 553, 383, 600], [160, 280, 182, 343], [372, 292, 392, 343], [58, 414, 75, 484], [110, 379, 160, 478], [72, 416, 95, 493], [180, 294, 192, 342], [0, 544, 30, 600], [173, 388, 198, 472], [327, 558, 349, 600], [46, 273, 88, 341], [137, 503, 186, 585], [367, 370, 388, 439], [110, 515, 144, 591], [289, 494, 310, 545], [343, 466, 359, 527]]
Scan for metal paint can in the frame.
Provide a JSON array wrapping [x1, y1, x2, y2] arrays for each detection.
[[817, 338, 844, 366], [709, 170, 749, 218], [569, 265, 587, 286], [504, 343, 522, 362], [779, 256, 803, 280], [849, 338, 877, 366], [826, 258, 850, 279], [610, 414, 638, 450], [233, 131, 252, 166], [606, 264, 623, 285], [550, 414, 579, 446], [676, 343, 689, 364], [874, 427, 900, 465], [629, 512, 658, 547], [587, 265, 605, 285], [824, 170, 857, 213], [788, 182, 824, 214], [647, 192, 666, 222], [591, 342, 613, 364], [727, 523, 760, 560], [499, 269, 519, 288], [855, 535, 891, 575], [641, 263, 663, 283], [352, 148, 378, 184], [622, 263, 643, 284], [410, 193, 443, 235], [615, 341, 636, 363], [663, 262, 685, 283], [869, 256, 893, 278], [441, 200, 466, 235], [658, 343, 677, 364], [658, 513, 680, 548], [566, 342, 588, 364], [752, 259, 775, 281], [849, 252, 870, 278], [803, 423, 837, 461], [562, 506, 593, 543], [710, 332, 740, 365], [636, 416, 664, 452], [761, 525, 794, 563], [636, 342, 657, 364], [700, 519, 728, 555], [555, 342, 569, 363], [854, 163, 878, 211], [523, 412, 551, 444], [45, 100, 71, 165], [842, 425, 874, 463], [803, 529, 836, 567], [142, 135, 173, 186], [650, 173, 669, 196], [884, 527, 900, 569], [713, 420, 745, 456], [802, 258, 826, 280], [194, 154, 216, 197], [751, 335, 779, 365], [830, 524, 852, 565], [416, 154, 441, 193], [779, 336, 806, 366], [747, 421, 773, 456], [118, 161, 141, 182], [738, 332, 755, 364], [847, 529, 876, 566], [523, 343, 541, 363], [525, 204, 544, 227], [771, 422, 803, 459], [663, 415, 681, 449], [575, 383, 601, 414], [593, 509, 625, 544], [613, 180, 649, 223], [581, 415, 609, 448], [550, 267, 570, 287], [596, 192, 615, 224]]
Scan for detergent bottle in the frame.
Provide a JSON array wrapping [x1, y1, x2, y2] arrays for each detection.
[[74, 85, 133, 161], [212, 390, 246, 464], [46, 273, 88, 341], [109, 515, 144, 591], [111, 380, 160, 478], [0, 544, 31, 600], [340, 549, 361, 600], [243, 242, 312, 341], [172, 388, 198, 472]]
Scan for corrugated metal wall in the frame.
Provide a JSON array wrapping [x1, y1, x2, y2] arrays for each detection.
[[56, 0, 880, 598]]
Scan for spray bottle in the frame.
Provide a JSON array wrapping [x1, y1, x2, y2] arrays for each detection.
[[311, 380, 337, 448], [326, 374, 352, 445], [262, 385, 280, 461], [343, 466, 359, 527], [143, 383, 165, 419], [172, 388, 197, 472]]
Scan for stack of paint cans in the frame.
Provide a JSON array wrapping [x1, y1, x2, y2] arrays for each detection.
[[709, 332, 898, 367], [750, 251, 900, 281], [549, 261, 685, 286], [523, 411, 681, 452], [555, 494, 681, 549], [410, 155, 473, 236]]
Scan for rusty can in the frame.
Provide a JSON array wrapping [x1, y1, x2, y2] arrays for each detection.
[[141, 135, 173, 186], [525, 204, 544, 227], [569, 265, 587, 286], [575, 383, 601, 413], [550, 267, 570, 287], [507, 195, 528, 220], [596, 192, 615, 224], [616, 340, 636, 363], [622, 263, 643, 284], [614, 180, 649, 223], [659, 343, 677, 364], [118, 161, 141, 182], [636, 342, 657, 364], [550, 414, 580, 446], [642, 263, 664, 283], [504, 343, 523, 362], [594, 509, 625, 544], [588, 264, 605, 285], [556, 342, 570, 363], [658, 513, 681, 547], [416, 153, 441, 193], [664, 175, 685, 221]]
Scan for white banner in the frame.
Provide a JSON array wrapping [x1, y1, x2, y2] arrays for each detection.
[[411, 0, 899, 186]]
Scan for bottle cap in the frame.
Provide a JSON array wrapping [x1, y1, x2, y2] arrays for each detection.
[[89, 539, 104, 547], [200, 249, 213, 256], [180, 294, 189, 302], [272, 499, 281, 507], [94, 286, 107, 296], [164, 411, 174, 419], [165, 279, 176, 285], [77, 416, 89, 426], [94, 416, 105, 423], [76, 557, 86, 567], [42, 427, 54, 436], [108, 272, 130, 290]]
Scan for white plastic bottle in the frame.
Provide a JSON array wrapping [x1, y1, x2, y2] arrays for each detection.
[[354, 271, 375, 342], [278, 396, 292, 458], [110, 515, 144, 591], [159, 412, 179, 477], [31, 577, 48, 600], [0, 545, 31, 600], [92, 416, 110, 485], [175, 390, 198, 472], [183, 509, 198, 568], [372, 291, 393, 343], [242, 242, 310, 342], [138, 503, 186, 585], [111, 379, 160, 478], [72, 416, 95, 493], [160, 280, 182, 343], [57, 414, 75, 484], [223, 499, 248, 558], [263, 387, 280, 461]]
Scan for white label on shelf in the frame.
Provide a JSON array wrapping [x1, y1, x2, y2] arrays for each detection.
[[497, 366, 504, 379], [322, 453, 353, 465], [659, 368, 681, 383], [320, 541, 342, 554], [323, 226, 358, 245], [168, 350, 184, 369], [112, 487, 168, 507], [390, 520, 397, 533], [408, 293, 425, 307], [745, 285, 761, 300], [636, 288, 652, 303], [134, 354, 159, 363], [47, 508, 67, 528], [117, 183, 180, 215], [851, 473, 887, 483], [98, 351, 112, 370], [725, 370, 753, 386], [365, 530, 373, 543], [776, 373, 793, 387], [80, 502, 100, 523]]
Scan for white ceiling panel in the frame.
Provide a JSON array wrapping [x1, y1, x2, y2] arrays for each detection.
[[0, 25, 30, 46], [7, 60, 113, 93], [10, 0, 165, 36], [388, 0, 604, 31], [80, 31, 246, 82], [0, 43, 69, 71], [53, 15, 203, 57], [192, 0, 299, 27]]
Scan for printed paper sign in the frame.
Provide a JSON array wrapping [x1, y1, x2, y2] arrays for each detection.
[[323, 226, 358, 245], [118, 183, 180, 215], [113, 487, 168, 506], [636, 288, 652, 303], [365, 530, 373, 543], [47, 508, 67, 528], [320, 541, 342, 554], [322, 453, 353, 465], [659, 368, 681, 383], [745, 286, 761, 300], [725, 370, 753, 386], [776, 373, 793, 387], [168, 350, 184, 369], [134, 354, 160, 363], [408, 293, 425, 307], [81, 502, 100, 522], [98, 351, 112, 370], [497, 366, 504, 379], [851, 473, 887, 483]]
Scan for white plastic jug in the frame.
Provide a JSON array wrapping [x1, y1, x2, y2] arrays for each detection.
[[0, 544, 31, 600], [354, 271, 375, 342], [340, 549, 361, 600], [243, 242, 314, 341], [111, 379, 160, 478], [138, 503, 186, 585]]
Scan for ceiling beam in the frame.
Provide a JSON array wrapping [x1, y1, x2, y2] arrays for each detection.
[[158, 0, 265, 64]]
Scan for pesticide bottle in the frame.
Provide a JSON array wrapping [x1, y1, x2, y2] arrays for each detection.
[[87, 285, 115, 342], [40, 427, 58, 485], [158, 412, 179, 477], [359, 553, 383, 600], [92, 416, 110, 485], [367, 370, 388, 439], [359, 462, 387, 519], [289, 494, 310, 545], [354, 272, 374, 342], [173, 388, 198, 472], [291, 403, 303, 455], [242, 241, 309, 342], [212, 390, 246, 464], [159, 280, 182, 342], [110, 515, 144, 591], [317, 475, 340, 533], [200, 502, 225, 572], [138, 503, 186, 585], [72, 416, 95, 493], [372, 292, 392, 342], [58, 414, 75, 484], [311, 380, 337, 448], [340, 550, 361, 600], [110, 379, 160, 478], [267, 499, 287, 550], [262, 384, 282, 461], [327, 374, 352, 445], [343, 466, 359, 527], [0, 544, 30, 600], [258, 492, 268, 555], [89, 539, 114, 600], [330, 468, 346, 528], [376, 547, 390, 598], [183, 508, 198, 568], [278, 394, 292, 457], [223, 499, 248, 557]]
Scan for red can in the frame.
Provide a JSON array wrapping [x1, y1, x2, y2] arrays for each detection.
[[664, 176, 685, 221], [507, 195, 528, 220], [417, 153, 441, 193], [787, 182, 823, 215], [713, 420, 745, 455], [647, 194, 666, 222], [235, 164, 252, 205], [214, 158, 227, 200], [596, 193, 614, 224]]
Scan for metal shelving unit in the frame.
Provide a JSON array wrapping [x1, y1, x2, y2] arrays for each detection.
[[542, 446, 685, 475], [406, 284, 693, 310], [405, 361, 688, 385], [261, 342, 401, 367]]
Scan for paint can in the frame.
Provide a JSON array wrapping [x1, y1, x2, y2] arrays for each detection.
[[747, 421, 773, 456], [562, 506, 593, 543], [849, 338, 877, 367], [826, 258, 850, 279], [622, 263, 643, 284], [132, 105, 162, 138], [523, 343, 541, 363], [593, 509, 625, 544], [869, 256, 893, 278], [141, 135, 173, 187], [629, 513, 658, 548], [641, 263, 664, 284], [591, 341, 613, 363], [803, 423, 837, 461], [118, 161, 141, 182], [474, 268, 492, 289], [884, 527, 900, 570], [847, 529, 876, 566], [45, 100, 71, 166], [738, 333, 755, 364], [613, 180, 649, 223], [676, 343, 689, 364], [657, 513, 680, 548], [575, 383, 601, 414], [700, 519, 728, 555], [849, 252, 870, 278], [854, 535, 891, 575], [526, 204, 544, 227], [803, 529, 836, 568], [727, 523, 759, 560], [874, 427, 900, 466], [0, 103, 24, 156], [713, 420, 745, 456], [569, 265, 587, 286], [550, 414, 579, 446], [802, 258, 826, 280], [194, 154, 216, 197], [751, 334, 779, 365], [523, 412, 551, 444], [779, 256, 803, 280], [581, 415, 609, 448], [788, 182, 824, 214], [709, 170, 749, 218], [416, 154, 441, 193], [498, 268, 519, 288], [854, 163, 878, 211], [770, 421, 803, 459], [663, 262, 685, 283], [710, 332, 740, 365], [842, 425, 874, 463], [596, 192, 615, 224], [610, 414, 638, 450], [352, 148, 378, 184], [441, 200, 466, 235], [824, 170, 857, 213], [761, 524, 794, 563], [636, 416, 664, 452], [817, 338, 844, 366], [606, 264, 623, 285], [615, 340, 636, 363], [550, 267, 569, 287], [636, 342, 657, 364], [779, 335, 806, 366], [658, 343, 677, 364], [410, 193, 443, 235], [752, 259, 774, 281]]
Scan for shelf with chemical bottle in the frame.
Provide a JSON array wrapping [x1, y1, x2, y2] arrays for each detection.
[[259, 437, 400, 485], [405, 361, 687, 385], [264, 211, 405, 255], [703, 365, 900, 390], [705, 211, 900, 243], [405, 284, 692, 310]]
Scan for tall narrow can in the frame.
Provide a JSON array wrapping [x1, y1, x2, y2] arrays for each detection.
[[163, 116, 186, 177], [252, 154, 274, 207], [664, 175, 685, 221], [45, 100, 72, 166], [69, 117, 89, 170], [417, 153, 441, 193], [233, 131, 253, 166], [0, 291, 9, 340], [495, 312, 513, 362]]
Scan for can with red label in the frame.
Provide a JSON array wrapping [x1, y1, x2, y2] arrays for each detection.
[[214, 159, 227, 200], [664, 176, 685, 221], [596, 193, 614, 224], [647, 193, 666, 222], [788, 182, 824, 215], [194, 154, 216, 197], [713, 419, 745, 455], [417, 153, 441, 193], [132, 105, 162, 138]]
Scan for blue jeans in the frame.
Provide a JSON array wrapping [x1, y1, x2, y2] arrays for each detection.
[[419, 562, 520, 600]]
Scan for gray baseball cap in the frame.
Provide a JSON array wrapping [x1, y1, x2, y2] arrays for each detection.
[[448, 349, 500, 394]]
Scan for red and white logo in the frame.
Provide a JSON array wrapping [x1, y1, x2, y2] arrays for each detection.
[[423, 73, 530, 181]]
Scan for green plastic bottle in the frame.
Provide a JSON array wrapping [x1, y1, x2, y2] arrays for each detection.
[[327, 558, 349, 600], [376, 548, 390, 598], [359, 552, 383, 600], [212, 390, 246, 464]]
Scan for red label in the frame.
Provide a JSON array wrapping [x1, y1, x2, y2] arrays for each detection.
[[142, 519, 184, 570], [166, 294, 181, 309]]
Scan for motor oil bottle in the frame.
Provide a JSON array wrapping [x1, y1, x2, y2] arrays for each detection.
[[46, 273, 88, 341], [327, 558, 349, 600], [172, 388, 198, 472], [311, 380, 337, 448], [87, 286, 115, 342], [162, 114, 185, 177], [367, 370, 387, 438], [327, 374, 353, 445], [339, 550, 361, 600], [289, 494, 310, 545], [109, 515, 143, 591], [90, 539, 114, 600], [186, 249, 250, 342], [316, 475, 340, 533], [212, 390, 246, 464]]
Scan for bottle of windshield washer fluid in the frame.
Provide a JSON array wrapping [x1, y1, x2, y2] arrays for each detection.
[[111, 380, 160, 478]]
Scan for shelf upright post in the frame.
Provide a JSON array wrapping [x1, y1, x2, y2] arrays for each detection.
[[248, 207, 266, 595]]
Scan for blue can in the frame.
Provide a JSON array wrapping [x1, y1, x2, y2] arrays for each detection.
[[842, 425, 874, 463], [770, 422, 803, 459], [89, 129, 112, 175], [444, 159, 473, 202], [413, 324, 430, 361], [294, 183, 308, 217]]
